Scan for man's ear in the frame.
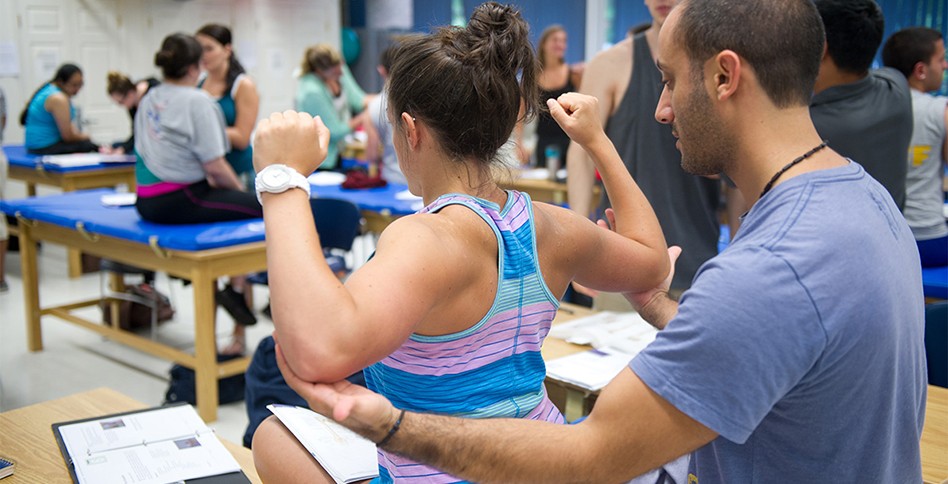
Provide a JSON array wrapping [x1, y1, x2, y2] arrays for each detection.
[[912, 61, 927, 81], [711, 50, 741, 100]]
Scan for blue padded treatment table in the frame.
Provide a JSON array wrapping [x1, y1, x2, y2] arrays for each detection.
[[1, 189, 266, 422], [3, 144, 135, 172], [1, 189, 265, 250], [4, 144, 138, 278], [310, 182, 422, 234], [310, 182, 420, 216]]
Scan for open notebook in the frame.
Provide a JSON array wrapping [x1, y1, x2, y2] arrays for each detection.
[[52, 403, 249, 484]]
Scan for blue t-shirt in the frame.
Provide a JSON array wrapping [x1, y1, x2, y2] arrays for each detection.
[[24, 83, 75, 149], [631, 162, 927, 483]]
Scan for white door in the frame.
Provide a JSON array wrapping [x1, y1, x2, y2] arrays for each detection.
[[15, 0, 129, 146]]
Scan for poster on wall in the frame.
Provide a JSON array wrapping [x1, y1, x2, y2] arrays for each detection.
[[0, 42, 19, 77], [34, 47, 61, 80]]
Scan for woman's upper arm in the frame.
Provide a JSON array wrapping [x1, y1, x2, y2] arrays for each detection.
[[550, 205, 668, 293], [230, 77, 260, 149], [45, 94, 76, 138]]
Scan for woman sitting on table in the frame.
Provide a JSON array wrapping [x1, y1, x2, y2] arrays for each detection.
[[196, 24, 260, 191], [251, 3, 670, 482], [135, 33, 261, 355], [106, 71, 160, 155], [295, 43, 369, 171], [20, 63, 98, 155]]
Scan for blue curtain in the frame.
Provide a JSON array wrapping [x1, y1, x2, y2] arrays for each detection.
[[460, 0, 587, 64], [610, 1, 653, 44]]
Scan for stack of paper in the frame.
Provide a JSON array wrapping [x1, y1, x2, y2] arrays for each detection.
[[546, 311, 660, 391], [546, 347, 636, 391], [41, 153, 135, 167], [267, 404, 378, 484], [548, 311, 658, 355]]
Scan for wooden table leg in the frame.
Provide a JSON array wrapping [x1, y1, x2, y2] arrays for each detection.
[[20, 222, 43, 351], [62, 180, 89, 279], [192, 275, 219, 422], [563, 390, 586, 423]]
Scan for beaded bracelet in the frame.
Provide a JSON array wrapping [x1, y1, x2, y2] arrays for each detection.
[[377, 409, 406, 448]]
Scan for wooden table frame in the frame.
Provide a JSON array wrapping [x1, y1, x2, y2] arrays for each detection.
[[16, 215, 266, 422], [8, 162, 136, 278], [0, 388, 261, 483]]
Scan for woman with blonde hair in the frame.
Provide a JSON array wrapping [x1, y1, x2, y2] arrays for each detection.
[[295, 43, 369, 170]]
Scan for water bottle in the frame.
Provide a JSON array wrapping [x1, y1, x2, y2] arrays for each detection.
[[545, 144, 561, 181]]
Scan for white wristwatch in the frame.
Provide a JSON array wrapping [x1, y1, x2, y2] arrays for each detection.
[[255, 164, 311, 204]]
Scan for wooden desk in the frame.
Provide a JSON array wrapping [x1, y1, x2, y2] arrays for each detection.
[[15, 215, 265, 422], [5, 146, 136, 278], [923, 385, 948, 484], [501, 176, 601, 208], [542, 303, 599, 421], [0, 388, 260, 483]]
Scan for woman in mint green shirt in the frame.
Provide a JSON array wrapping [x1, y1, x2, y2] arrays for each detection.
[[294, 44, 368, 170]]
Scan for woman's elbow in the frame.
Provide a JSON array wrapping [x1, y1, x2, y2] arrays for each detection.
[[283, 340, 362, 383]]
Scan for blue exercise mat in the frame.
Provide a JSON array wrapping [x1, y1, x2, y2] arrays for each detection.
[[3, 144, 134, 173], [0, 189, 265, 251]]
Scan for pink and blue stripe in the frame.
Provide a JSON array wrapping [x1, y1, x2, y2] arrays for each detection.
[[365, 191, 564, 483]]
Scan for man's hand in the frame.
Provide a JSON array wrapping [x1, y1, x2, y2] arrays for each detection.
[[274, 339, 399, 443], [253, 110, 330, 175], [623, 245, 681, 311]]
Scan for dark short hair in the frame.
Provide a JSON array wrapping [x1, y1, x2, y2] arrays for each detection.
[[882, 27, 944, 78], [154, 33, 203, 79], [387, 2, 538, 165], [676, 0, 825, 108], [814, 0, 884, 75]]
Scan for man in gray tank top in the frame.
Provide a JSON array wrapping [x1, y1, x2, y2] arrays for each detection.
[[566, 0, 722, 294]]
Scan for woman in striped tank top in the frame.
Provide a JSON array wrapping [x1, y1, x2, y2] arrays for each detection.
[[251, 3, 670, 482]]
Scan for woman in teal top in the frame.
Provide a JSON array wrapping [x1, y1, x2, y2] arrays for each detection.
[[196, 24, 259, 191], [295, 43, 368, 170], [20, 64, 98, 154]]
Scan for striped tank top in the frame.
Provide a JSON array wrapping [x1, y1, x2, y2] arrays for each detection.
[[364, 190, 565, 483]]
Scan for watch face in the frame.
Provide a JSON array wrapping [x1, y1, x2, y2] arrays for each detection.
[[263, 168, 290, 188]]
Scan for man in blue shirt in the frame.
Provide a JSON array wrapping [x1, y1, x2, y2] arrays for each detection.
[[261, 0, 928, 481]]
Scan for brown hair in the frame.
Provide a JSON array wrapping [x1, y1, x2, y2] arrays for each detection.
[[300, 44, 342, 75], [387, 2, 538, 166], [537, 24, 565, 67], [106, 71, 134, 96], [154, 33, 203, 80]]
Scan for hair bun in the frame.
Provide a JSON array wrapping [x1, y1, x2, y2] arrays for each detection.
[[463, 2, 531, 70], [154, 49, 173, 68]]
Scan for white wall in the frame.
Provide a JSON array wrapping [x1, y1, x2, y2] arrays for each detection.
[[0, 0, 341, 146]]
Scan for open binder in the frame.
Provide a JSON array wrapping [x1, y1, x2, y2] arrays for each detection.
[[52, 403, 250, 484]]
